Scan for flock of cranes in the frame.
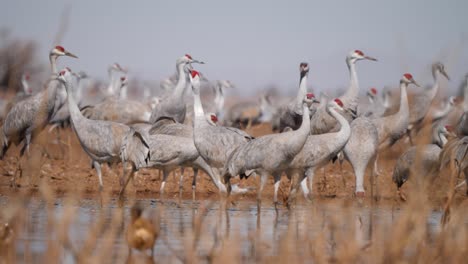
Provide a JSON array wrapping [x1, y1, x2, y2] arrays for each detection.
[[1, 45, 468, 211]]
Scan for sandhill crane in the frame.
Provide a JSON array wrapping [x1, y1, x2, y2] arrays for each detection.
[[310, 50, 377, 134], [223, 63, 312, 212], [188, 69, 254, 194], [144, 115, 229, 199], [286, 98, 352, 204], [57, 69, 149, 194], [0, 46, 77, 173], [344, 73, 419, 198], [407, 62, 450, 143], [126, 204, 159, 258], [212, 80, 234, 119], [81, 76, 152, 124], [392, 124, 451, 200], [105, 63, 127, 97], [343, 117, 378, 197], [371, 73, 420, 175], [431, 96, 458, 124], [276, 63, 313, 131], [358, 87, 388, 118], [149, 54, 204, 124], [2, 73, 34, 116]]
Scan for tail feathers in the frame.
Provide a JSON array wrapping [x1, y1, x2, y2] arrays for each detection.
[[120, 128, 151, 170], [80, 105, 95, 119]]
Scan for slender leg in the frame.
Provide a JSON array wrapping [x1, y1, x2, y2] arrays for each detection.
[[257, 172, 267, 214], [93, 161, 103, 193], [160, 170, 169, 197], [191, 168, 198, 201], [371, 155, 380, 201], [307, 168, 315, 200], [178, 168, 184, 201], [373, 153, 382, 176], [118, 164, 133, 199], [273, 174, 281, 214]]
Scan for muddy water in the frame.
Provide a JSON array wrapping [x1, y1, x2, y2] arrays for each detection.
[[0, 196, 445, 262]]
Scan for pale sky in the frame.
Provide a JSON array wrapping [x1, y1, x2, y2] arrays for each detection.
[[1, 0, 467, 96]]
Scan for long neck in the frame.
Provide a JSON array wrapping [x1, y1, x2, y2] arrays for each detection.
[[293, 104, 311, 141], [342, 59, 359, 110], [214, 86, 225, 115], [21, 79, 29, 94], [107, 72, 116, 95], [173, 64, 187, 98], [328, 107, 351, 143], [64, 81, 84, 123], [49, 54, 58, 74], [428, 70, 440, 100], [397, 81, 409, 117], [119, 84, 128, 100], [294, 73, 308, 109], [193, 91, 206, 124]]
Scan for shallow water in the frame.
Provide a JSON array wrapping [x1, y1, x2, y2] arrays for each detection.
[[0, 196, 448, 263]]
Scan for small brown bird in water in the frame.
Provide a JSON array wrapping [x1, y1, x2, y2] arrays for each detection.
[[126, 204, 159, 258]]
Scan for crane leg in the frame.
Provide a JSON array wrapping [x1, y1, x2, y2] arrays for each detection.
[[373, 153, 382, 176], [273, 176, 281, 214], [191, 168, 198, 201], [370, 155, 380, 201], [257, 172, 267, 214], [19, 133, 31, 157], [160, 170, 169, 197], [178, 169, 184, 200], [119, 165, 134, 200], [93, 161, 103, 193]]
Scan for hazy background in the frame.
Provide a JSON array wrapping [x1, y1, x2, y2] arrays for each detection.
[[1, 0, 467, 96]]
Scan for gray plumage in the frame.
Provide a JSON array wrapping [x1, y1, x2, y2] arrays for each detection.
[[343, 117, 379, 196], [223, 64, 311, 209], [58, 69, 149, 191], [408, 62, 450, 138], [310, 50, 377, 135], [439, 136, 468, 195], [286, 99, 351, 202], [1, 46, 78, 158], [190, 70, 254, 192], [149, 55, 202, 124], [81, 77, 152, 124], [371, 76, 415, 149], [392, 124, 449, 190], [276, 63, 310, 131]]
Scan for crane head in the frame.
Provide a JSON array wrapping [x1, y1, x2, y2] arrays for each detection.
[[432, 62, 450, 80], [218, 80, 235, 89], [306, 93, 320, 103], [367, 87, 378, 99], [300, 62, 309, 73], [51, 45, 78, 58], [57, 67, 72, 83], [109, 63, 127, 74], [348, 50, 377, 62], [333, 98, 344, 108], [188, 69, 202, 94], [210, 114, 218, 123], [178, 54, 205, 66], [120, 76, 127, 86], [402, 73, 420, 87]]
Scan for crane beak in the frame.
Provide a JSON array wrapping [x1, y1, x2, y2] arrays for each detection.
[[191, 59, 205, 64], [346, 108, 357, 118], [312, 98, 320, 104], [441, 69, 450, 80], [411, 79, 421, 87], [364, 56, 377, 61], [65, 51, 78, 59]]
